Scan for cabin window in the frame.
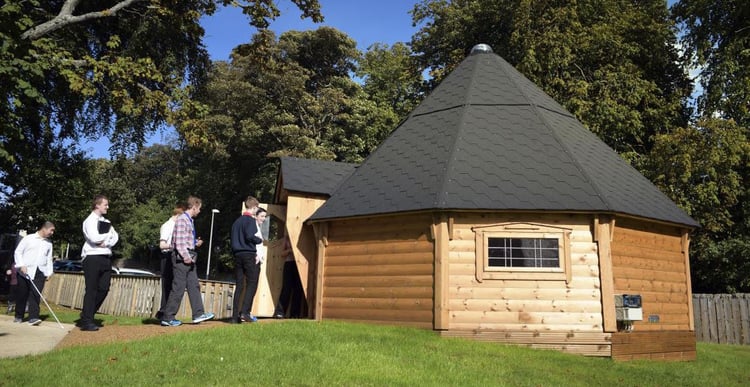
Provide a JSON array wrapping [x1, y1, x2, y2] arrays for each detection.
[[473, 223, 572, 283], [487, 237, 559, 268]]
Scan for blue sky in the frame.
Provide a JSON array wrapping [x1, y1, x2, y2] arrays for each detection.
[[202, 0, 420, 60], [84, 0, 420, 158]]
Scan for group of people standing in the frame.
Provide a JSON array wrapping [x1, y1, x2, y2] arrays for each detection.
[[10, 193, 301, 329]]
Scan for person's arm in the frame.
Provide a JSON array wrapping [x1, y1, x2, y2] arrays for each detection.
[[43, 240, 53, 278], [13, 237, 28, 275], [245, 220, 263, 245], [83, 215, 107, 246]]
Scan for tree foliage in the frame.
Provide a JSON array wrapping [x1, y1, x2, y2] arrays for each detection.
[[0, 0, 321, 258], [671, 0, 750, 126], [666, 0, 750, 292]]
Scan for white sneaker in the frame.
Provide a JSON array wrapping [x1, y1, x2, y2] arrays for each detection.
[[192, 313, 215, 324]]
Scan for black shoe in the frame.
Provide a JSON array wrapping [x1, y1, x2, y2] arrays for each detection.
[[273, 313, 284, 319], [80, 324, 99, 331], [230, 318, 242, 324]]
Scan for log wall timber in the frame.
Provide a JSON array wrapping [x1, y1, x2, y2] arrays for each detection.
[[322, 214, 434, 328], [610, 218, 693, 332], [447, 213, 603, 331], [444, 213, 609, 355]]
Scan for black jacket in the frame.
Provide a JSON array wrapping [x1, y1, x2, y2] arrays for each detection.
[[230, 215, 262, 254]]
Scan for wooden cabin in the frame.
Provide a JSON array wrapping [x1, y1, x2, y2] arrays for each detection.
[[274, 45, 699, 360]]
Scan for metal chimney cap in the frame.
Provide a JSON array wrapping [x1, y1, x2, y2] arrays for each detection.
[[470, 43, 493, 55]]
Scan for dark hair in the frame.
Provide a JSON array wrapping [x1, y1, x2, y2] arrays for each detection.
[[255, 207, 267, 216], [172, 201, 187, 216], [38, 220, 55, 230]]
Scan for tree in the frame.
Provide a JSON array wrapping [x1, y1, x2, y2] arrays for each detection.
[[667, 0, 750, 292], [410, 0, 692, 157], [176, 27, 403, 270], [671, 0, 750, 127], [357, 42, 424, 120], [0, 0, 322, 247]]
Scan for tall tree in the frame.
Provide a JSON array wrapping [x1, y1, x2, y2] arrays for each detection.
[[665, 0, 750, 292], [0, 0, 322, 241], [177, 27, 401, 268], [410, 0, 692, 158], [357, 42, 424, 120], [671, 0, 750, 126]]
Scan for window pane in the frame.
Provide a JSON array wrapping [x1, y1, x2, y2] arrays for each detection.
[[487, 237, 559, 268]]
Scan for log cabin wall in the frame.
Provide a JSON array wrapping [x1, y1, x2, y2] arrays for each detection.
[[609, 217, 696, 361], [442, 212, 612, 356], [321, 213, 435, 328], [610, 217, 692, 331]]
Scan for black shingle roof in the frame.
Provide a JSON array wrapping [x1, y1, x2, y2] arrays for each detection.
[[307, 47, 699, 228], [278, 156, 357, 197]]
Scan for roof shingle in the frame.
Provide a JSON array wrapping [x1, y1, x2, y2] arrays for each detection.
[[307, 48, 698, 228]]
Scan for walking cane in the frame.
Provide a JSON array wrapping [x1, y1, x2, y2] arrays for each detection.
[[24, 274, 65, 329]]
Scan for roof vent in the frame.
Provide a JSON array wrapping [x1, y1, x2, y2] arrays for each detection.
[[470, 43, 493, 55]]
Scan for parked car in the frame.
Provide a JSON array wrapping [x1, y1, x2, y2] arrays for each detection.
[[111, 267, 158, 277], [53, 260, 83, 272]]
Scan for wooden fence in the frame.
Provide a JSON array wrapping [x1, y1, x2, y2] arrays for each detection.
[[43, 272, 236, 320], [693, 293, 750, 345]]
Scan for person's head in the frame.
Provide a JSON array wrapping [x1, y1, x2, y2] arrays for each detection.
[[185, 196, 202, 218], [255, 207, 267, 224], [244, 196, 259, 215], [37, 221, 55, 239], [92, 194, 109, 215], [172, 201, 187, 216]]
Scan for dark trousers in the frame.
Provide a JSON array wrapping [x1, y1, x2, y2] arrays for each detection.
[[81, 255, 112, 325], [15, 269, 45, 320], [157, 251, 174, 315], [233, 253, 260, 319], [163, 260, 204, 321], [275, 261, 304, 317]]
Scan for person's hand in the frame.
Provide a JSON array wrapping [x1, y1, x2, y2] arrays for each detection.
[[255, 256, 261, 264], [195, 238, 203, 248], [183, 257, 193, 264]]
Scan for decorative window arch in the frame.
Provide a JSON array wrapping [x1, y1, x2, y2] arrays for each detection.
[[472, 222, 572, 283]]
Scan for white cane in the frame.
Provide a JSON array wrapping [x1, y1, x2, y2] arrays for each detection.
[[24, 274, 65, 329]]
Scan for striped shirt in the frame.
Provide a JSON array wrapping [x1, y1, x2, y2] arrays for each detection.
[[172, 213, 196, 263]]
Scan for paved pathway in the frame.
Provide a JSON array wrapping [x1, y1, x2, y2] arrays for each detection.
[[0, 314, 74, 358]]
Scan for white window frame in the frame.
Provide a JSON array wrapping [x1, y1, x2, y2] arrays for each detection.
[[472, 222, 572, 283]]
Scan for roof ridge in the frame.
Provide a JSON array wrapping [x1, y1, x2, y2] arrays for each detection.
[[434, 58, 484, 209]]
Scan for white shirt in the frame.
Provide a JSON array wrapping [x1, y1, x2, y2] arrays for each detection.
[[159, 216, 177, 251], [255, 225, 266, 263], [14, 232, 53, 280], [81, 211, 119, 258]]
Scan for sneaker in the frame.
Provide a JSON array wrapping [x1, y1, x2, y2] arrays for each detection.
[[240, 313, 257, 323], [161, 319, 182, 327], [13, 317, 22, 323], [28, 318, 42, 326], [192, 313, 215, 324]]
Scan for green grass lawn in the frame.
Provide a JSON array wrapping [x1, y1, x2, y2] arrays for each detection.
[[1, 306, 749, 386]]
